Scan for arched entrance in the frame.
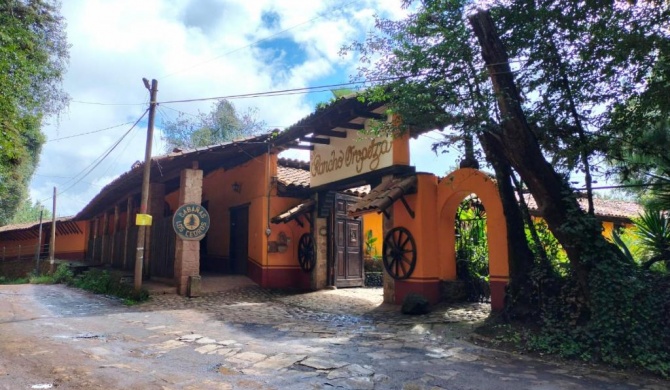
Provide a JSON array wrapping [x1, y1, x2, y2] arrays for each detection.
[[437, 168, 509, 311]]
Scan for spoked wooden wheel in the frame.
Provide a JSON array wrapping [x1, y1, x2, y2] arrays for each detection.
[[383, 227, 417, 280], [298, 233, 316, 272]]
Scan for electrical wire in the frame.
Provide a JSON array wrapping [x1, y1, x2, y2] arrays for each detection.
[[157, 76, 412, 104], [46, 121, 136, 142], [40, 109, 149, 203]]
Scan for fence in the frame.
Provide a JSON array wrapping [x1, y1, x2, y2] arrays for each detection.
[[85, 221, 174, 277], [0, 243, 50, 279]]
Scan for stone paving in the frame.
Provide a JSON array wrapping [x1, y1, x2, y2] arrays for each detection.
[[6, 282, 669, 389], [129, 279, 667, 389]]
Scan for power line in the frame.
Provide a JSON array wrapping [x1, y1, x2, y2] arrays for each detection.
[[71, 100, 146, 106], [159, 0, 361, 80], [46, 121, 135, 142], [157, 76, 412, 105], [40, 109, 149, 204]]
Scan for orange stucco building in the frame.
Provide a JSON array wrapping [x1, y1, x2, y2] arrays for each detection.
[[0, 95, 643, 311]]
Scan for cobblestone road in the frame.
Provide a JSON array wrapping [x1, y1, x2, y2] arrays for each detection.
[[0, 281, 667, 390]]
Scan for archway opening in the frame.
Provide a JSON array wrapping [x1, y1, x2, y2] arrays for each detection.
[[455, 195, 490, 303]]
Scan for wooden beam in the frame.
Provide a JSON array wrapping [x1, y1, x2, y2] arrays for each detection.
[[354, 110, 385, 120], [300, 136, 330, 145], [336, 123, 364, 131], [286, 143, 314, 151], [315, 129, 347, 138]]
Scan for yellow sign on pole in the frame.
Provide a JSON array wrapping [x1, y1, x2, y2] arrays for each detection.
[[136, 213, 153, 226]]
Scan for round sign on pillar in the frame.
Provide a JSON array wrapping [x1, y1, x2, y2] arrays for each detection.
[[172, 203, 210, 240]]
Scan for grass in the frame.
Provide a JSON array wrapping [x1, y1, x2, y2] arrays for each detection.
[[0, 276, 29, 284], [1, 264, 149, 305]]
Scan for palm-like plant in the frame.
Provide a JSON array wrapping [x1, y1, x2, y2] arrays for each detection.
[[634, 210, 670, 270]]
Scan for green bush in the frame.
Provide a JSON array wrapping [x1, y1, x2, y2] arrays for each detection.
[[29, 274, 55, 284], [0, 276, 29, 284], [73, 269, 149, 304], [52, 263, 74, 284]]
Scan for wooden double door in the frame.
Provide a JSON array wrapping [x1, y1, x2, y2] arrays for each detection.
[[332, 194, 364, 288]]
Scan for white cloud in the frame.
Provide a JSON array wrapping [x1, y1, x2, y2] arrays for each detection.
[[29, 0, 414, 217]]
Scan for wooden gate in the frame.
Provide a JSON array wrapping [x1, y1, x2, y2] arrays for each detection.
[[150, 216, 175, 278], [333, 194, 363, 288]]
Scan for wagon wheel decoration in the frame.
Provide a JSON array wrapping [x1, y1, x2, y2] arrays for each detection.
[[383, 227, 417, 280], [298, 233, 316, 272]]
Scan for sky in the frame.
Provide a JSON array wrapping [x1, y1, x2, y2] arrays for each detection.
[[30, 0, 460, 217]]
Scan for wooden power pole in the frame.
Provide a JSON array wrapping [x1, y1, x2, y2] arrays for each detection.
[[134, 78, 158, 292], [49, 186, 57, 273]]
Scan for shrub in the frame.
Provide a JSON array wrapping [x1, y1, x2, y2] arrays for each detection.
[[29, 274, 55, 284], [73, 269, 149, 304], [52, 263, 74, 285], [0, 276, 29, 284]]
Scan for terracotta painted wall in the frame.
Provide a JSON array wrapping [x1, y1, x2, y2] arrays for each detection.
[[201, 155, 271, 270], [393, 173, 440, 280], [55, 222, 89, 257], [0, 237, 38, 258], [0, 222, 88, 260], [267, 196, 310, 268], [362, 212, 383, 257]]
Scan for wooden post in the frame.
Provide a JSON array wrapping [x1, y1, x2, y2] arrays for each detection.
[[18, 245, 21, 261], [135, 78, 158, 292], [49, 187, 57, 273], [123, 197, 132, 269], [111, 204, 119, 266], [91, 218, 98, 263], [35, 210, 44, 276], [101, 212, 109, 264]]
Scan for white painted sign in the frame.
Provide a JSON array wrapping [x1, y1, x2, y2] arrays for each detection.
[[310, 129, 394, 187]]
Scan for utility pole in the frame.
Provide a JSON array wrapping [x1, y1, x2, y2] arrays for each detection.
[[49, 187, 57, 273], [135, 78, 158, 292]]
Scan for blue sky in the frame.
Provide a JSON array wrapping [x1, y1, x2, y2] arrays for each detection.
[[29, 0, 459, 217]]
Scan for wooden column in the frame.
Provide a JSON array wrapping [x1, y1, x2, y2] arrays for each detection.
[[91, 218, 98, 263], [101, 212, 109, 264], [110, 204, 120, 266], [123, 197, 132, 269], [381, 175, 396, 304]]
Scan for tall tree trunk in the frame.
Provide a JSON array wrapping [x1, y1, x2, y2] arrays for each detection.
[[479, 131, 538, 319], [468, 11, 615, 305]]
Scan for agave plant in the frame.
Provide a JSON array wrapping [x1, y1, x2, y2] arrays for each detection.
[[634, 209, 670, 270]]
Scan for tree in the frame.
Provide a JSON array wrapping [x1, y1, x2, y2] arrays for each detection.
[[11, 197, 52, 224], [0, 0, 69, 225], [161, 99, 266, 150], [343, 0, 670, 371]]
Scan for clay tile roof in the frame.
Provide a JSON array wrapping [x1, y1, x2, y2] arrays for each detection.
[[277, 158, 310, 189], [348, 175, 417, 216], [0, 216, 82, 241], [271, 199, 315, 224], [523, 195, 642, 221]]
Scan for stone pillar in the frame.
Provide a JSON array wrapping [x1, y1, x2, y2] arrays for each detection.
[[145, 183, 166, 277], [312, 216, 329, 290], [174, 168, 203, 295]]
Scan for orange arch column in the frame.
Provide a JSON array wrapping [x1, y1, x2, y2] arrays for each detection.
[[437, 168, 509, 311], [391, 173, 441, 304]]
